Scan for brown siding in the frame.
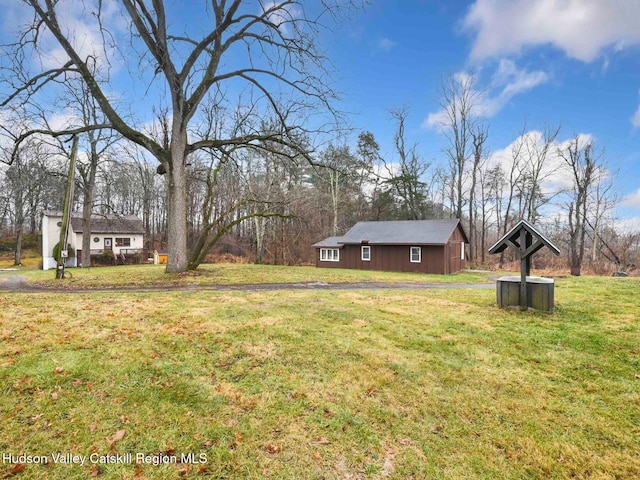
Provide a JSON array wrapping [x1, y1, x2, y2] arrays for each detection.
[[446, 224, 467, 273], [314, 222, 468, 274], [315, 247, 345, 268], [317, 244, 447, 274]]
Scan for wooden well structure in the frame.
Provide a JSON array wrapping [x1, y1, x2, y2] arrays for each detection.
[[488, 220, 560, 312]]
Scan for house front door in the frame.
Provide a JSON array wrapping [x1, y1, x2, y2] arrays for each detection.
[[104, 238, 113, 250]]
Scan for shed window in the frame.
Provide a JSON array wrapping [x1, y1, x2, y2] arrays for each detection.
[[115, 237, 131, 247], [410, 246, 421, 263], [320, 248, 340, 262], [361, 246, 371, 261], [461, 242, 465, 261]]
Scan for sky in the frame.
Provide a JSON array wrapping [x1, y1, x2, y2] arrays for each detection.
[[1, 0, 639, 232], [323, 0, 640, 231]]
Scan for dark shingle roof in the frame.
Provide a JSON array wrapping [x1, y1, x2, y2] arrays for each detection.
[[313, 219, 466, 247], [488, 219, 560, 255], [69, 214, 145, 235], [311, 236, 344, 248]]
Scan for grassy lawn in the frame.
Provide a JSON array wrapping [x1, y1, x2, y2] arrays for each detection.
[[0, 269, 638, 479], [14, 263, 493, 289]]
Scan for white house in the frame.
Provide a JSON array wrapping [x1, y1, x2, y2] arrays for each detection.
[[42, 211, 145, 270]]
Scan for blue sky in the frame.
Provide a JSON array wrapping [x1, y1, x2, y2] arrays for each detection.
[[1, 0, 639, 231], [323, 0, 640, 230]]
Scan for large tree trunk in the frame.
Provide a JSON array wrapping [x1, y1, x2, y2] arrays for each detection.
[[81, 153, 97, 268], [166, 135, 189, 273], [254, 216, 266, 264], [80, 204, 93, 268], [14, 224, 23, 266]]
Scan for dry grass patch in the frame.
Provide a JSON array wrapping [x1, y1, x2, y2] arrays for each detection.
[[16, 263, 492, 290], [0, 277, 638, 478]]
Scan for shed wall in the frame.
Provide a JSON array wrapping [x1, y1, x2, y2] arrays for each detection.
[[314, 222, 467, 274], [316, 244, 447, 274]]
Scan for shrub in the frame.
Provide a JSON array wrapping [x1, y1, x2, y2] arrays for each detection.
[[52, 242, 75, 262]]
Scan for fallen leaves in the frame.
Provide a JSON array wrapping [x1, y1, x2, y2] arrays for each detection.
[[106, 429, 126, 448], [2, 463, 26, 478], [89, 464, 102, 477], [263, 443, 283, 454]]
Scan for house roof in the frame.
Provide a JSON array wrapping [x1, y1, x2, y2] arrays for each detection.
[[43, 211, 145, 235], [311, 236, 344, 248], [70, 214, 145, 235], [314, 219, 467, 247]]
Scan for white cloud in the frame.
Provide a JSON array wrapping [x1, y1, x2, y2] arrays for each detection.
[[423, 61, 549, 128], [631, 92, 640, 128], [463, 0, 640, 62], [622, 188, 640, 209], [615, 216, 640, 234], [487, 130, 595, 195], [376, 37, 397, 52], [492, 59, 549, 98], [0, 0, 127, 74], [261, 1, 301, 35]]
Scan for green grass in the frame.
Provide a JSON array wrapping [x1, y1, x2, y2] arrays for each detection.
[[0, 250, 41, 269], [0, 269, 638, 479], [17, 263, 493, 289]]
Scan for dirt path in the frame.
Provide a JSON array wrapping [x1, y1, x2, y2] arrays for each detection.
[[0, 273, 27, 291]]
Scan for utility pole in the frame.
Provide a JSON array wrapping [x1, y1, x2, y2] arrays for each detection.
[[56, 136, 78, 279]]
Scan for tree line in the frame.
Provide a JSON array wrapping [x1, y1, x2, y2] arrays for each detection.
[[1, 1, 637, 275]]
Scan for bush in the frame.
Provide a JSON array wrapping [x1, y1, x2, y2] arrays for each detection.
[[52, 242, 75, 262]]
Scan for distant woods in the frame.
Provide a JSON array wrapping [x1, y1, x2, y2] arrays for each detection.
[[0, 2, 636, 276], [1, 102, 637, 275]]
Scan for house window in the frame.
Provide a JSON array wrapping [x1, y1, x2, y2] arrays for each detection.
[[410, 246, 421, 263], [93, 237, 100, 243], [320, 248, 340, 262], [361, 246, 371, 261], [115, 237, 131, 247]]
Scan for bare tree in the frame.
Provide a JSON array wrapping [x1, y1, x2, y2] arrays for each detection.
[[499, 129, 526, 267], [477, 162, 500, 264], [436, 74, 480, 219], [559, 136, 600, 276], [1, 0, 358, 272], [468, 123, 488, 262], [385, 108, 430, 220], [67, 79, 120, 267], [314, 143, 358, 235], [590, 172, 618, 263], [2, 139, 47, 265], [522, 125, 561, 223]]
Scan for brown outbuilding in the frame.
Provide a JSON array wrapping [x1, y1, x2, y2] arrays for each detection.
[[313, 219, 468, 274]]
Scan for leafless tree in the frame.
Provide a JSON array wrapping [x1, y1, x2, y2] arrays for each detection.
[[558, 136, 601, 276], [468, 123, 488, 261], [589, 171, 618, 263], [499, 128, 526, 267], [522, 125, 561, 223], [315, 143, 357, 235], [477, 162, 500, 264], [1, 0, 359, 272], [385, 107, 430, 220], [2, 139, 48, 265], [436, 74, 481, 219], [65, 79, 121, 267]]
